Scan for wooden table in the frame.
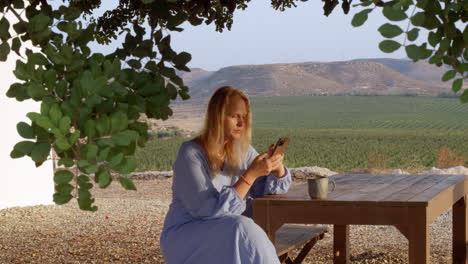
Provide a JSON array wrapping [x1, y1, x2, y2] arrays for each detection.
[[252, 174, 468, 264]]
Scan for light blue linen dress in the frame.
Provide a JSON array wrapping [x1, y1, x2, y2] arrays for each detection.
[[160, 140, 292, 264]]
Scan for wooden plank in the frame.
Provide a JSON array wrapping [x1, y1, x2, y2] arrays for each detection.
[[333, 174, 407, 202], [427, 179, 468, 222], [374, 175, 434, 202], [270, 203, 410, 225], [408, 207, 429, 264], [453, 195, 468, 264], [333, 225, 350, 264], [327, 174, 393, 200], [409, 175, 466, 202], [383, 174, 450, 202], [274, 224, 328, 257]]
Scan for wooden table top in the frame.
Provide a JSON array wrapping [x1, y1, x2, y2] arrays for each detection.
[[256, 174, 467, 207]]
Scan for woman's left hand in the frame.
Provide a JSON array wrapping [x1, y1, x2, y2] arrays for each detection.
[[268, 144, 286, 178]]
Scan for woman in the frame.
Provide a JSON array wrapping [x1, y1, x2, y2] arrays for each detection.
[[160, 86, 292, 264]]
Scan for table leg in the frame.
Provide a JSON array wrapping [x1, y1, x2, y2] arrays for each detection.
[[453, 195, 468, 264], [333, 224, 349, 264], [409, 208, 429, 264]]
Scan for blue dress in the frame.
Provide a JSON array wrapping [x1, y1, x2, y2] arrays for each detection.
[[160, 140, 292, 264]]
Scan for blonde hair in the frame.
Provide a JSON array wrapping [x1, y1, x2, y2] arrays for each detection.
[[194, 86, 252, 177]]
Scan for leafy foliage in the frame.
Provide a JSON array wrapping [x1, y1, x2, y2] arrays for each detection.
[[352, 0, 467, 101]]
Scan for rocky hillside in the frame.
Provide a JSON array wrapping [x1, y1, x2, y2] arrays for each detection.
[[180, 59, 451, 99]]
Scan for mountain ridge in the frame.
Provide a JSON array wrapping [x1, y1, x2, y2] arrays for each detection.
[[177, 58, 453, 100]]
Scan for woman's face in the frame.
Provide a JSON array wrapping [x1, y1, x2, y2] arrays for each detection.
[[224, 95, 248, 141]]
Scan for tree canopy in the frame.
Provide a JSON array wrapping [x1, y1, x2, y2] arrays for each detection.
[[1, 0, 466, 211]]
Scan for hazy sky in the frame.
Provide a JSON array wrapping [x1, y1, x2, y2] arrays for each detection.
[[91, 1, 418, 71]]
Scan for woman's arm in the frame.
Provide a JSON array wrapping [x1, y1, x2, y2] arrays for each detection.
[[173, 143, 246, 219]]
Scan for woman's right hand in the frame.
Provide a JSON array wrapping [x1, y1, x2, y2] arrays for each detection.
[[246, 152, 283, 179]]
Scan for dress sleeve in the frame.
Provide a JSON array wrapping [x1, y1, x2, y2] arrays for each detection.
[[245, 145, 292, 199], [172, 142, 246, 219]]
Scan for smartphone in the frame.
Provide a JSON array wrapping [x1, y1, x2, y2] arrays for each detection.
[[271, 137, 290, 156]]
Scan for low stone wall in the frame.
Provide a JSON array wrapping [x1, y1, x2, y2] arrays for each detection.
[[122, 166, 339, 181]]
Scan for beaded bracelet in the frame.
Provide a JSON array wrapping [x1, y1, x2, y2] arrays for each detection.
[[239, 175, 252, 186]]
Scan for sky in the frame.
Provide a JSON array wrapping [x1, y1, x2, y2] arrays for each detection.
[[92, 1, 417, 71]]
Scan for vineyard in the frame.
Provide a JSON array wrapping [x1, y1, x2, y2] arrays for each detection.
[[135, 96, 468, 172]]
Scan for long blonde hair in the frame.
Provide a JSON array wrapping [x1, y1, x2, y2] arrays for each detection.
[[194, 86, 252, 177]]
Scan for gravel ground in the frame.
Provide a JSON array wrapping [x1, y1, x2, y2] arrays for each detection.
[[0, 178, 453, 264]]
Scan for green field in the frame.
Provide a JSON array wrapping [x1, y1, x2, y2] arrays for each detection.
[[135, 96, 468, 172], [251, 95, 468, 130]]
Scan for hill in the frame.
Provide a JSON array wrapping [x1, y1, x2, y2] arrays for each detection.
[[180, 59, 451, 99]]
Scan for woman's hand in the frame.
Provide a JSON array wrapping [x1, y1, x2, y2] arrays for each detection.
[[268, 144, 286, 178], [246, 150, 284, 179]]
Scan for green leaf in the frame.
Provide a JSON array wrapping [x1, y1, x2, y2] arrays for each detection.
[[30, 13, 50, 33], [0, 17, 11, 41], [97, 170, 111, 188], [405, 44, 420, 61], [141, 0, 155, 4], [441, 70, 456, 82], [27, 83, 46, 100], [0, 42, 10, 62], [439, 38, 450, 52], [17, 122, 35, 139], [127, 59, 141, 69], [53, 192, 73, 205], [31, 142, 50, 163], [97, 147, 110, 162], [12, 0, 25, 9], [452, 78, 463, 93], [410, 12, 425, 27], [58, 159, 75, 167], [114, 157, 137, 174], [351, 9, 372, 27], [29, 52, 49, 66], [48, 104, 63, 125], [416, 0, 428, 8], [69, 131, 80, 145], [58, 116, 71, 134], [378, 23, 403, 38], [378, 40, 401, 53], [12, 141, 35, 156], [406, 28, 419, 41], [54, 170, 74, 184], [110, 112, 128, 133], [84, 119, 96, 139], [56, 137, 71, 150], [63, 6, 81, 21], [13, 21, 28, 34], [11, 37, 20, 56], [382, 5, 407, 21], [119, 176, 137, 190], [112, 132, 134, 146], [460, 90, 468, 103], [96, 115, 110, 137], [55, 183, 74, 194], [27, 112, 55, 130], [108, 152, 124, 167], [167, 83, 178, 100], [82, 164, 99, 174], [13, 60, 30, 80], [84, 143, 99, 161], [428, 32, 441, 47], [174, 52, 192, 66]]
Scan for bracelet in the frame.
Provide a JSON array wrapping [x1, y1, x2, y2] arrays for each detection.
[[239, 175, 252, 186]]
